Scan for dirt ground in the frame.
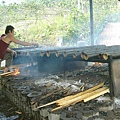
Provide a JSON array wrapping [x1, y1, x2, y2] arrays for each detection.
[[96, 22, 120, 46]]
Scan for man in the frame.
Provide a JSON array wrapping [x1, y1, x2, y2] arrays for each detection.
[[0, 25, 39, 73]]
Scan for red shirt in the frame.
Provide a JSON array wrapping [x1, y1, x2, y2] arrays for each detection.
[[0, 35, 9, 59]]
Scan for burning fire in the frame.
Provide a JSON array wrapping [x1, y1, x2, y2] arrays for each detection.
[[13, 68, 20, 75], [0, 68, 20, 77]]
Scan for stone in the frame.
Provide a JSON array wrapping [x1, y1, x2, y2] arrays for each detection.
[[48, 112, 60, 120], [40, 108, 49, 117], [76, 111, 82, 119]]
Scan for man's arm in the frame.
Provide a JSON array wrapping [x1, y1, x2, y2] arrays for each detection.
[[6, 48, 13, 52], [11, 37, 39, 47]]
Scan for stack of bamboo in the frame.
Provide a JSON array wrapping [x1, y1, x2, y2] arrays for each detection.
[[33, 82, 109, 112]]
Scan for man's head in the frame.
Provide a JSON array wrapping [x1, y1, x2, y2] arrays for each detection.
[[5, 25, 14, 34]]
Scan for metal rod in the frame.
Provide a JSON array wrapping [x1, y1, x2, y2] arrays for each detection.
[[89, 0, 94, 45]]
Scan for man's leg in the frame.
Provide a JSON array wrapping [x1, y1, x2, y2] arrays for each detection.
[[3, 52, 13, 73]]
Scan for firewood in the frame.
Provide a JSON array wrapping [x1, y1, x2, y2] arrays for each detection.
[[5, 73, 14, 76], [83, 88, 109, 102], [0, 71, 14, 76], [63, 85, 71, 93], [52, 87, 109, 112], [56, 82, 104, 105], [15, 111, 22, 114], [33, 101, 56, 111], [52, 105, 66, 112], [33, 82, 104, 110], [57, 86, 108, 106], [32, 87, 63, 105]]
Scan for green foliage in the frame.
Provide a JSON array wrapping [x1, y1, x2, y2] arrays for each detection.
[[0, 0, 119, 47]]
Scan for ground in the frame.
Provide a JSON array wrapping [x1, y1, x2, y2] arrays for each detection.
[[96, 22, 120, 46]]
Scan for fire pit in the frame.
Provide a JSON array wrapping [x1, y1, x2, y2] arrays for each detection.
[[12, 45, 120, 97], [0, 64, 114, 120], [1, 45, 120, 119]]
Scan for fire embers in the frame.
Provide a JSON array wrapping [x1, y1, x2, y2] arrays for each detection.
[[13, 68, 20, 75], [0, 68, 20, 77]]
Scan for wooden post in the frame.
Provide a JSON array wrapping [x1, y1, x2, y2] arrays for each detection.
[[108, 56, 114, 99]]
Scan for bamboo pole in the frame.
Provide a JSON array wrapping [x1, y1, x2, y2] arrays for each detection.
[[52, 87, 108, 112], [33, 82, 104, 110], [57, 87, 108, 106], [56, 82, 104, 105], [83, 88, 109, 102]]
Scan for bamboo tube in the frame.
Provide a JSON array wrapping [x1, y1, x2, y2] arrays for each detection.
[[46, 51, 51, 57], [83, 53, 99, 60], [81, 47, 108, 60], [73, 53, 78, 58], [55, 51, 62, 57], [63, 51, 75, 57], [102, 54, 109, 60], [55, 46, 100, 58], [40, 52, 44, 57], [101, 51, 120, 60]]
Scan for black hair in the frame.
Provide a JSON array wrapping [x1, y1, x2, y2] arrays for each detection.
[[5, 25, 14, 34]]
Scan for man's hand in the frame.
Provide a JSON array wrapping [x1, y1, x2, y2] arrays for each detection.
[[11, 50, 17, 57], [6, 48, 17, 57], [32, 43, 39, 47]]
